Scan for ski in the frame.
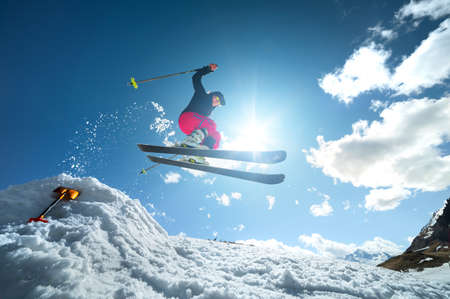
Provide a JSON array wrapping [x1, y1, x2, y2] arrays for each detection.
[[137, 144, 286, 164], [146, 155, 285, 184]]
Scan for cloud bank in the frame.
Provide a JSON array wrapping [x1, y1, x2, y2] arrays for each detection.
[[318, 43, 391, 104], [392, 18, 450, 96], [396, 0, 450, 21], [305, 97, 450, 210], [298, 233, 403, 258], [319, 0, 450, 104]]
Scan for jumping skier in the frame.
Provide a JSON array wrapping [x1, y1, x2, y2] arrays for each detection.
[[178, 63, 225, 154], [134, 65, 286, 184]]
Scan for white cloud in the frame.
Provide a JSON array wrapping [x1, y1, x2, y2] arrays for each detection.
[[307, 187, 333, 216], [298, 233, 356, 258], [392, 18, 450, 95], [216, 194, 230, 206], [266, 195, 275, 210], [231, 192, 242, 200], [163, 172, 181, 184], [305, 97, 450, 207], [310, 200, 333, 217], [207, 213, 211, 219], [203, 177, 216, 185], [320, 18, 450, 102], [238, 239, 316, 256], [396, 0, 450, 21], [343, 200, 351, 210], [183, 168, 206, 177], [206, 192, 243, 206], [307, 187, 317, 192], [177, 232, 187, 238], [365, 187, 412, 211], [359, 237, 404, 256], [370, 99, 389, 112], [233, 224, 245, 232], [295, 200, 299, 205], [307, 187, 330, 201], [318, 42, 392, 104], [368, 24, 398, 41], [298, 234, 403, 258]]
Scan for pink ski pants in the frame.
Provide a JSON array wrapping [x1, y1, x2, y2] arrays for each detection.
[[178, 112, 221, 149]]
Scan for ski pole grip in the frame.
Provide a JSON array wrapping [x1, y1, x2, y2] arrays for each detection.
[[130, 77, 138, 89]]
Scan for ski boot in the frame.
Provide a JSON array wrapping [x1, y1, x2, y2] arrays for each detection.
[[178, 129, 209, 165], [179, 155, 209, 165], [180, 129, 209, 149]]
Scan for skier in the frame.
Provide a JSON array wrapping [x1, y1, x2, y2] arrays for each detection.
[[135, 64, 285, 184], [178, 63, 225, 160]]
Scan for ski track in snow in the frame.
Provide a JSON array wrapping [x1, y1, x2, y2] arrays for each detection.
[[1, 174, 449, 299]]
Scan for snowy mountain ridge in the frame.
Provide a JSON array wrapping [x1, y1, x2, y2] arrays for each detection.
[[419, 199, 448, 241], [344, 249, 392, 266], [407, 197, 450, 253], [379, 198, 450, 273], [428, 204, 446, 228], [1, 174, 449, 298]]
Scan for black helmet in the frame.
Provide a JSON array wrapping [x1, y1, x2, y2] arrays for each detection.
[[211, 91, 226, 106]]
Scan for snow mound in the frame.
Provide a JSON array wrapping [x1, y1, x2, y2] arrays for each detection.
[[0, 174, 170, 298], [1, 174, 450, 298]]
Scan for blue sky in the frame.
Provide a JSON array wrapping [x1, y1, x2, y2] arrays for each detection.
[[2, 0, 450, 257]]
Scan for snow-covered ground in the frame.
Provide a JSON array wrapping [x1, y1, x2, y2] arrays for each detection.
[[1, 174, 449, 299], [409, 263, 450, 283]]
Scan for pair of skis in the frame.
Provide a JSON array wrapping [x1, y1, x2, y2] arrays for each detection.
[[137, 144, 286, 184]]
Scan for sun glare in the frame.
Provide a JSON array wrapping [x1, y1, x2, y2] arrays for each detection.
[[225, 122, 270, 151]]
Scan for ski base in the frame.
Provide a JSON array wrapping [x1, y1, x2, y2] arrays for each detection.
[[146, 155, 285, 185], [138, 144, 286, 164]]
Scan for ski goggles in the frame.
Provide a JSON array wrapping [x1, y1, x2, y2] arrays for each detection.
[[212, 95, 221, 106]]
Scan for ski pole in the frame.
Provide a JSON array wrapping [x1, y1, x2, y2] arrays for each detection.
[[28, 187, 80, 223], [140, 154, 178, 175], [129, 68, 202, 89]]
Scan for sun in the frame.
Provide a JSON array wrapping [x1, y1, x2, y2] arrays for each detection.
[[225, 121, 270, 151]]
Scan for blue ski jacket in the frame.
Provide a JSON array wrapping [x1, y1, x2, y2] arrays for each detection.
[[182, 66, 224, 117]]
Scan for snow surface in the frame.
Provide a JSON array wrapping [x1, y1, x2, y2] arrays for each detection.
[[419, 201, 447, 240], [418, 257, 434, 264], [409, 263, 450, 284], [414, 246, 430, 252], [1, 174, 450, 299], [429, 204, 446, 228]]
